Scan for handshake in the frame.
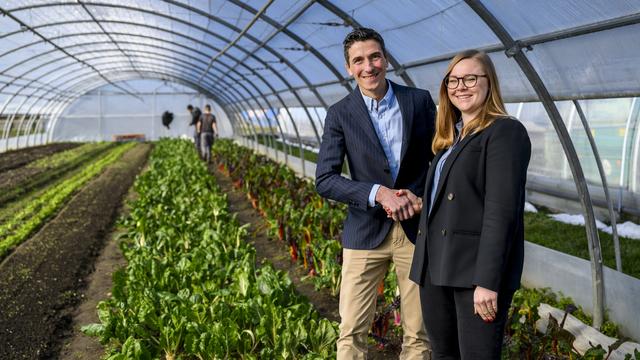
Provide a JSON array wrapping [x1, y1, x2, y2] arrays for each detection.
[[375, 186, 423, 221]]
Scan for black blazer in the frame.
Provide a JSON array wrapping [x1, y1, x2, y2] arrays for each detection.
[[409, 117, 531, 292], [315, 81, 436, 249]]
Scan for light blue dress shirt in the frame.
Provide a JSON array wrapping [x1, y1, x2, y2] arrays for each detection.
[[429, 121, 464, 215], [362, 81, 404, 207]]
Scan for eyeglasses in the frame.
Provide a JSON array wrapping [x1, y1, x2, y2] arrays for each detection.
[[444, 74, 487, 89]]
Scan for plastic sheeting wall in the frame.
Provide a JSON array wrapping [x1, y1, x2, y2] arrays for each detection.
[[54, 80, 233, 142]]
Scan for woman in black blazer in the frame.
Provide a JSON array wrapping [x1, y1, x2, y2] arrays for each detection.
[[409, 49, 531, 359]]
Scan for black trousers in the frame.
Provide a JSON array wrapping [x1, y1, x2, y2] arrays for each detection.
[[419, 273, 514, 360], [200, 132, 213, 162], [194, 129, 201, 152]]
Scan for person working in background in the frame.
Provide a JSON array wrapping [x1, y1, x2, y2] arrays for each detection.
[[187, 104, 202, 155], [197, 104, 218, 163]]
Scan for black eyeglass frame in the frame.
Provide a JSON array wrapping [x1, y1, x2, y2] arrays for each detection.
[[444, 74, 487, 89]]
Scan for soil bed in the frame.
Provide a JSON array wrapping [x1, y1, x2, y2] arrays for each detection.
[[0, 143, 116, 206], [208, 164, 404, 359], [59, 182, 141, 360], [0, 142, 79, 173], [0, 143, 151, 360]]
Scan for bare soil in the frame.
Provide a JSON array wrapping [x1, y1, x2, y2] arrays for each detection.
[[0, 142, 79, 173], [0, 143, 151, 360], [58, 186, 140, 360]]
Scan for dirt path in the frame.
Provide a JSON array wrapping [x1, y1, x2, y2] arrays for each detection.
[[208, 165, 403, 359], [0, 143, 151, 360], [0, 142, 79, 173]]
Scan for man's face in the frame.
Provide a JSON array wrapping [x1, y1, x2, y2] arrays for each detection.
[[345, 39, 388, 99]]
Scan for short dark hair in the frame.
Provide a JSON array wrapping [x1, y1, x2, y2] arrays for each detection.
[[343, 27, 387, 65], [204, 104, 211, 111], [187, 104, 193, 111]]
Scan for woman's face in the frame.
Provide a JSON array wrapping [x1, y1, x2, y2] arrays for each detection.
[[446, 58, 489, 122]]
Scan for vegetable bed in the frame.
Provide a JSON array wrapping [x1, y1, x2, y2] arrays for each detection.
[[0, 143, 150, 360], [85, 139, 338, 359], [0, 143, 135, 259], [0, 142, 116, 205]]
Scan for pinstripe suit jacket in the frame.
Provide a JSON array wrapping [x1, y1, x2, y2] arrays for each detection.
[[315, 81, 436, 249]]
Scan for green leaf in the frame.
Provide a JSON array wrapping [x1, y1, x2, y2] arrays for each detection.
[[80, 323, 105, 337], [237, 271, 250, 297]]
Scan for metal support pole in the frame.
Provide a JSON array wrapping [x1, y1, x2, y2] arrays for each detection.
[[629, 99, 640, 192], [98, 89, 103, 141], [152, 89, 156, 140], [19, 112, 36, 147], [573, 99, 621, 272], [3, 96, 29, 150], [562, 105, 577, 180], [631, 105, 640, 193], [23, 112, 37, 147], [620, 98, 637, 206]]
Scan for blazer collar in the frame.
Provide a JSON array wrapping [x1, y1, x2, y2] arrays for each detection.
[[428, 131, 482, 221], [394, 82, 414, 166], [423, 149, 445, 212]]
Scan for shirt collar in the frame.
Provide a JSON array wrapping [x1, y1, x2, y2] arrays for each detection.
[[452, 120, 464, 145], [455, 120, 463, 133], [360, 80, 393, 112]]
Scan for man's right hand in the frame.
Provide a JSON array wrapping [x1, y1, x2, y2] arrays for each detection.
[[375, 186, 421, 221], [395, 189, 422, 214]]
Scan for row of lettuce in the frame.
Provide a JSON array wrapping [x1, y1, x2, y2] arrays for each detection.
[[0, 142, 135, 259], [0, 142, 116, 205], [84, 139, 337, 359]]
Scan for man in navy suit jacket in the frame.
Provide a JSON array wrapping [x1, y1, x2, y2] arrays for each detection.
[[316, 28, 435, 359]]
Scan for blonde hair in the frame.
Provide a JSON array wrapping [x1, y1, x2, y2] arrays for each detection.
[[432, 50, 507, 153]]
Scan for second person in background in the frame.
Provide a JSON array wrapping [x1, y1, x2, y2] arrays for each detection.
[[409, 49, 531, 360], [187, 104, 202, 154], [197, 104, 218, 163]]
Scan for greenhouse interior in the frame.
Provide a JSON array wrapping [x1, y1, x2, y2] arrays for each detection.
[[1, 0, 639, 359]]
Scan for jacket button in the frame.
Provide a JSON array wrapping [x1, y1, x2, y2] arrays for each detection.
[[447, 192, 455, 200], [441, 229, 447, 236], [418, 229, 422, 235]]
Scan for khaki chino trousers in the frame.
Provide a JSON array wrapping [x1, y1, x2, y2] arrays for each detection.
[[337, 222, 429, 359]]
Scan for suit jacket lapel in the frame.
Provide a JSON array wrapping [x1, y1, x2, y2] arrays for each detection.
[[394, 82, 414, 164], [428, 132, 481, 221], [349, 86, 386, 158], [423, 149, 445, 210]]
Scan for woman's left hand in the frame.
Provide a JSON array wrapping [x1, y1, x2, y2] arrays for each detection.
[[473, 286, 498, 322]]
